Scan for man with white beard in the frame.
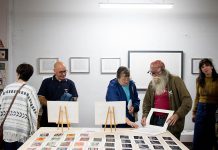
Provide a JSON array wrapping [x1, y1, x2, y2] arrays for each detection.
[[141, 60, 192, 139]]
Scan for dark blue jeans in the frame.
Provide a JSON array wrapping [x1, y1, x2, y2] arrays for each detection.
[[4, 141, 23, 150], [192, 103, 217, 150]]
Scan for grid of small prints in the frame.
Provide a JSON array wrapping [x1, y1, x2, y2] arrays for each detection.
[[26, 131, 183, 150]]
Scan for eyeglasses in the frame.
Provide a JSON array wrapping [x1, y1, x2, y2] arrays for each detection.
[[58, 70, 67, 74], [147, 71, 162, 76]]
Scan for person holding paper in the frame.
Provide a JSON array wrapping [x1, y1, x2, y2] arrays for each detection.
[[192, 58, 218, 150], [106, 66, 140, 128], [141, 60, 192, 139], [38, 61, 78, 127]]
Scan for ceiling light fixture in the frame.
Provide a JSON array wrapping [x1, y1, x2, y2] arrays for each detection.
[[99, 0, 174, 9]]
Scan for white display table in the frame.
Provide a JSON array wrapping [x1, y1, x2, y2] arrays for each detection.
[[18, 127, 189, 150]]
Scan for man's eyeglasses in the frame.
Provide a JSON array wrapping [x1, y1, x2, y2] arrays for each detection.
[[147, 71, 162, 76], [59, 70, 67, 74]]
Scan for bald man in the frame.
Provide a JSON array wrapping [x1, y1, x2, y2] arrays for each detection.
[[38, 61, 78, 127]]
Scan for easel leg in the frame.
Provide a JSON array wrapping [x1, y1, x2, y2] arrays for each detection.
[[65, 106, 70, 130], [104, 106, 110, 131], [112, 106, 116, 131], [61, 107, 64, 132], [57, 106, 61, 129], [109, 108, 112, 132]]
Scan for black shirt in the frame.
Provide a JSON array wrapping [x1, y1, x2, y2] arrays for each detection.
[[38, 75, 78, 127]]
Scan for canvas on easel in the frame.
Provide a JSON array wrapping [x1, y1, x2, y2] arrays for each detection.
[[95, 101, 126, 132], [47, 101, 79, 131]]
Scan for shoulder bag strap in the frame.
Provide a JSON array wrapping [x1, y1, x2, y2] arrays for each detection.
[[1, 84, 26, 126]]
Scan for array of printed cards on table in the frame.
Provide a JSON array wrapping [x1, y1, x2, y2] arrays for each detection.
[[26, 129, 183, 150]]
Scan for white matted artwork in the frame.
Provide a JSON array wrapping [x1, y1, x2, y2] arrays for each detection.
[[191, 58, 210, 74], [47, 101, 79, 123], [70, 57, 90, 73], [95, 101, 126, 125], [38, 58, 58, 74], [128, 51, 183, 90], [132, 108, 174, 135], [101, 58, 121, 74]]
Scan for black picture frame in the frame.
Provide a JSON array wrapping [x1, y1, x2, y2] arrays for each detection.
[[0, 48, 8, 61]]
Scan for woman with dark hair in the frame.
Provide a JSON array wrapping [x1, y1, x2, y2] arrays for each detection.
[[0, 63, 40, 150], [192, 58, 218, 150], [106, 66, 140, 128]]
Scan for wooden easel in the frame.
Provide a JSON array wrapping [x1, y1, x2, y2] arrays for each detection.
[[104, 106, 116, 132], [57, 105, 70, 132]]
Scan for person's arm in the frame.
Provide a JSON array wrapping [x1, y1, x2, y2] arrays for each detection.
[[68, 81, 78, 101], [106, 83, 120, 101], [38, 79, 48, 105], [131, 82, 140, 113], [38, 95, 47, 106], [192, 79, 200, 122], [141, 116, 147, 126], [172, 77, 192, 119], [28, 87, 41, 135], [142, 83, 153, 118]]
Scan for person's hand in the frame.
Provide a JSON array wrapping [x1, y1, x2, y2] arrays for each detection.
[[167, 114, 179, 126], [128, 106, 134, 114], [131, 122, 139, 128], [39, 96, 47, 106], [192, 114, 196, 123], [141, 117, 146, 127], [126, 118, 139, 128]]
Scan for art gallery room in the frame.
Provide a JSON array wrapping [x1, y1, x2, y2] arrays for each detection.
[[0, 0, 218, 150]]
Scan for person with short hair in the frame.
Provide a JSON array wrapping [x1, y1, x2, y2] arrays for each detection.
[[38, 61, 78, 127], [141, 60, 192, 139], [192, 58, 218, 150], [0, 63, 40, 150], [106, 66, 140, 128]]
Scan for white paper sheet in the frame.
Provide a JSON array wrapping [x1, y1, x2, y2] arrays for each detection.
[[132, 108, 174, 135], [95, 101, 126, 125], [47, 101, 79, 123]]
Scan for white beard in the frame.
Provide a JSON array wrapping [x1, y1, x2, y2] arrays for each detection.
[[151, 75, 168, 95]]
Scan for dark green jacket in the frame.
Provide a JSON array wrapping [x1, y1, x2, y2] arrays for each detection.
[[142, 74, 192, 135]]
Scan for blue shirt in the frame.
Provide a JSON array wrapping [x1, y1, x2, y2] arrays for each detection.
[[122, 85, 130, 102]]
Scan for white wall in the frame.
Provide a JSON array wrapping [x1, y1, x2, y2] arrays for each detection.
[[8, 0, 218, 129]]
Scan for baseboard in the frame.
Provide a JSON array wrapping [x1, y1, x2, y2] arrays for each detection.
[[180, 130, 194, 142]]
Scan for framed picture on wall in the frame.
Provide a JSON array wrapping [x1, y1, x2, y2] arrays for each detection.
[[128, 51, 183, 91], [70, 57, 90, 73], [38, 58, 59, 74], [191, 58, 212, 74], [101, 58, 121, 74], [0, 48, 8, 61], [191, 58, 202, 74]]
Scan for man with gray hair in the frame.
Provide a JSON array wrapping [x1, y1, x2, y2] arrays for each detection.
[[141, 60, 192, 139]]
